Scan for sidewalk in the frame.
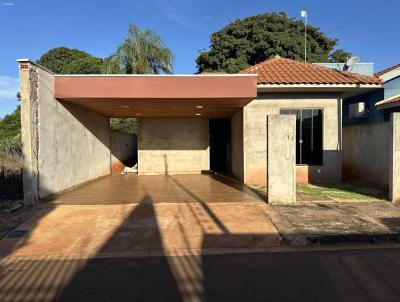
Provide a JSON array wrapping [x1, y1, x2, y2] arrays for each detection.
[[266, 201, 400, 245]]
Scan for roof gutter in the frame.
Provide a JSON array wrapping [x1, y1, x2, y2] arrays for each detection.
[[257, 83, 381, 89]]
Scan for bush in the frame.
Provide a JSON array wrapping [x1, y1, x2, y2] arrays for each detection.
[[0, 166, 23, 200], [0, 134, 22, 154], [110, 118, 138, 135], [0, 106, 21, 140]]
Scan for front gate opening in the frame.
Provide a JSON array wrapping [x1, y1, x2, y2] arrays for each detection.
[[209, 119, 231, 173]]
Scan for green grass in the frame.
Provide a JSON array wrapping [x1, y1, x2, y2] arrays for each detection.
[[297, 181, 388, 201]]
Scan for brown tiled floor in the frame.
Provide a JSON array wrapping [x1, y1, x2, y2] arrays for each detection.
[[48, 174, 265, 205], [0, 174, 279, 259]]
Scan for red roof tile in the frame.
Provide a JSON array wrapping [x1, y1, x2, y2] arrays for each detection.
[[375, 94, 400, 107], [240, 56, 380, 85], [375, 64, 400, 77]]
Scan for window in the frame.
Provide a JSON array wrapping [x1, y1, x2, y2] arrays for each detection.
[[349, 102, 366, 118], [280, 109, 323, 165]]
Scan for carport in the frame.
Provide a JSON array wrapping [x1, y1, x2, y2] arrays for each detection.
[[18, 59, 258, 205]]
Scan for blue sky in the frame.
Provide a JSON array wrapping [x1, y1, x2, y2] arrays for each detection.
[[0, 0, 398, 117]]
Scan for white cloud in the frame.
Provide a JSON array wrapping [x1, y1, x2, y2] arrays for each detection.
[[0, 75, 19, 100]]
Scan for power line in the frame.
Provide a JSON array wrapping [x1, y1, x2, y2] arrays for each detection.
[[327, 0, 390, 34]]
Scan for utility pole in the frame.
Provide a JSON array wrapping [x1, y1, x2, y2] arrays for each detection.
[[301, 10, 308, 62]]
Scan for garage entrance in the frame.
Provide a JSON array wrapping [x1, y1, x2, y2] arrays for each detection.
[[18, 60, 257, 205]]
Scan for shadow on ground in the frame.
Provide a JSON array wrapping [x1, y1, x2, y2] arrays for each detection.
[[2, 175, 400, 301]]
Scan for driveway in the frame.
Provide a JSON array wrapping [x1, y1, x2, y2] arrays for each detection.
[[0, 174, 280, 259]]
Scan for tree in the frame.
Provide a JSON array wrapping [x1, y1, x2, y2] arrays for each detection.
[[0, 106, 21, 140], [110, 118, 138, 135], [196, 12, 352, 73], [108, 24, 174, 74], [0, 106, 22, 153], [105, 24, 174, 133], [37, 47, 103, 74], [329, 49, 352, 63]]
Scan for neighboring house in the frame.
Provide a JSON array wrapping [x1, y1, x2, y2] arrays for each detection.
[[18, 57, 387, 206], [342, 64, 400, 187], [343, 64, 400, 126]]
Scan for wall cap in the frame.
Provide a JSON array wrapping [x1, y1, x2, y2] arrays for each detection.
[[17, 58, 54, 74]]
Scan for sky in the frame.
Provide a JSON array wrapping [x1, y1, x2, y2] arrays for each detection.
[[0, 0, 398, 117]]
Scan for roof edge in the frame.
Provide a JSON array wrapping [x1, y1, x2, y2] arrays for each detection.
[[53, 73, 258, 77], [257, 83, 381, 89]]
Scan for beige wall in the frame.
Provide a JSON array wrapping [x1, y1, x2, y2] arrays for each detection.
[[343, 122, 390, 186], [20, 63, 112, 204], [110, 130, 137, 174], [231, 109, 244, 181], [243, 93, 342, 186], [390, 113, 400, 203], [138, 118, 210, 174], [267, 115, 296, 203]]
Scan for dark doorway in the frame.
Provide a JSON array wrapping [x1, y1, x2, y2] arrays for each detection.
[[209, 119, 231, 172]]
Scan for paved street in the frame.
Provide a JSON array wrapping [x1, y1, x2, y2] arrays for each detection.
[[2, 246, 400, 302]]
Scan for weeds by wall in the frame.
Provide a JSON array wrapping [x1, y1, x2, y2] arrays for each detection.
[[0, 151, 23, 201]]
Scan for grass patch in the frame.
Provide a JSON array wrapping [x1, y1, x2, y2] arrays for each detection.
[[297, 181, 388, 201]]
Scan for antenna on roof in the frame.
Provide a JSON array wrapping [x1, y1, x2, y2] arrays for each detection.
[[344, 56, 360, 72], [300, 10, 308, 62]]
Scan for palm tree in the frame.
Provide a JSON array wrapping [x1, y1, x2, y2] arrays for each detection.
[[105, 24, 174, 74]]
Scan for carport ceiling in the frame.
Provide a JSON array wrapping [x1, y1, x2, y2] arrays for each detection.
[[55, 75, 257, 118]]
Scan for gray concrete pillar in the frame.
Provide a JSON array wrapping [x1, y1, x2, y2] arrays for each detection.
[[390, 112, 400, 203], [267, 115, 296, 204], [18, 60, 40, 206]]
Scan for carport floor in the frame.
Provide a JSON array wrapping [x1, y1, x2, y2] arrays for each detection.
[[0, 174, 280, 259], [48, 174, 264, 205]]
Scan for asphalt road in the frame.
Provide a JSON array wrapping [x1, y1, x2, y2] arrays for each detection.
[[1, 247, 400, 302]]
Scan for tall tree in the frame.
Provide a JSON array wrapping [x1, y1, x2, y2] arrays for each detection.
[[37, 47, 103, 74], [196, 12, 351, 73], [106, 24, 174, 74], [104, 24, 174, 134]]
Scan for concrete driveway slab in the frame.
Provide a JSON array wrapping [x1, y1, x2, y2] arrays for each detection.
[[0, 201, 280, 259]]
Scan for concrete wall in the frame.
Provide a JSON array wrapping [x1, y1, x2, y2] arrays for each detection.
[[243, 93, 342, 186], [343, 122, 391, 186], [137, 118, 210, 174], [231, 109, 244, 181], [19, 61, 112, 204], [110, 130, 137, 174], [390, 113, 400, 203], [267, 115, 296, 204], [20, 63, 40, 205]]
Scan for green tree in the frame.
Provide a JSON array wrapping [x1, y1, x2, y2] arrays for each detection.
[[110, 118, 138, 135], [0, 106, 21, 140], [329, 49, 352, 63], [196, 12, 352, 73], [0, 106, 22, 153], [109, 24, 174, 74], [37, 47, 103, 74], [105, 24, 174, 133]]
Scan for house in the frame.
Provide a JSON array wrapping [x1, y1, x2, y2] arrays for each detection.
[[239, 56, 380, 184], [342, 63, 400, 189], [19, 56, 400, 206]]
